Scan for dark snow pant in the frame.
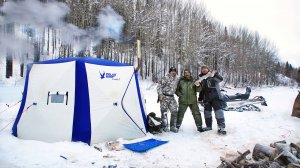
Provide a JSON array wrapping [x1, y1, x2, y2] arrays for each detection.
[[223, 93, 250, 101], [176, 103, 202, 129], [160, 97, 178, 129], [204, 99, 226, 128]]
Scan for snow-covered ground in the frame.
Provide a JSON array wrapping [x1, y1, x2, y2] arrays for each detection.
[[0, 80, 299, 168]]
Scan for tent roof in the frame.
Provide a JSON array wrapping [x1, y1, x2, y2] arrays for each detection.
[[32, 57, 131, 66]]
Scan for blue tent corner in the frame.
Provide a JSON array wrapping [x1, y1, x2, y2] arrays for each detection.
[[123, 138, 168, 153]]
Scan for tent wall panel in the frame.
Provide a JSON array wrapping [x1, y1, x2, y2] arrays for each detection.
[[17, 62, 76, 142], [85, 64, 146, 144]]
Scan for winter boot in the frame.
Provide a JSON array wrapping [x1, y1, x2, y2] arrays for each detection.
[[197, 126, 205, 132], [162, 127, 170, 132], [170, 126, 178, 133], [216, 118, 225, 128], [218, 127, 227, 135], [216, 118, 226, 135], [203, 117, 213, 131], [202, 127, 212, 131]]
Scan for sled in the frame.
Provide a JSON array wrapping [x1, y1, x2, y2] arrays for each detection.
[[123, 138, 168, 153], [224, 96, 267, 112]]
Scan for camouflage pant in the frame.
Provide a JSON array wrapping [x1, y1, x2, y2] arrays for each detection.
[[160, 96, 178, 128]]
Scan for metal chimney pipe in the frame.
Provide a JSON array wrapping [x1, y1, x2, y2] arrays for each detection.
[[135, 40, 142, 72]]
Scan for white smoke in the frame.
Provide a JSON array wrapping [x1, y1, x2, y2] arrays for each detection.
[[1, 0, 69, 28], [68, 6, 126, 52], [96, 6, 125, 41], [0, 0, 125, 57], [0, 33, 33, 57]]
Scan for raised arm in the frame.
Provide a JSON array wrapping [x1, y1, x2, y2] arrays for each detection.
[[212, 72, 223, 83]]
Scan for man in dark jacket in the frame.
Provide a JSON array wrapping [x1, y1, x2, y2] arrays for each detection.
[[198, 65, 227, 134], [175, 69, 204, 132]]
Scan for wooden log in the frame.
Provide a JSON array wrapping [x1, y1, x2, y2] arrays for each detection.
[[287, 163, 300, 168], [268, 161, 283, 168], [232, 150, 251, 164], [220, 156, 236, 168], [252, 144, 277, 161], [217, 162, 227, 168], [243, 160, 274, 168], [243, 163, 260, 168], [270, 140, 287, 148], [273, 151, 284, 161], [231, 162, 240, 168], [273, 151, 287, 167], [274, 143, 300, 164], [253, 161, 282, 168], [218, 150, 251, 168], [291, 143, 300, 154]]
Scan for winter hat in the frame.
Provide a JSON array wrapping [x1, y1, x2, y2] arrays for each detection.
[[183, 69, 191, 73], [169, 67, 177, 73], [201, 65, 209, 70]]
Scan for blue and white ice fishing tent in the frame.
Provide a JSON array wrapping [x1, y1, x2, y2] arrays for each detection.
[[12, 57, 147, 144]]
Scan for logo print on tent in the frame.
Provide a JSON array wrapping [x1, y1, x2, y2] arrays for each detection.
[[99, 71, 119, 80], [100, 71, 106, 79]]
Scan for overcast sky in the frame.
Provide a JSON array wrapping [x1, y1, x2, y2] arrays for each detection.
[[198, 0, 300, 67]]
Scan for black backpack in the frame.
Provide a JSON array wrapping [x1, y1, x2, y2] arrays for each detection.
[[146, 112, 162, 134]]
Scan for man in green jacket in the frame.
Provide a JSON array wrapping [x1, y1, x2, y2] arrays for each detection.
[[175, 69, 204, 132]]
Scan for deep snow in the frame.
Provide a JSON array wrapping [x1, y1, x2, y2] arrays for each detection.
[[0, 80, 299, 168]]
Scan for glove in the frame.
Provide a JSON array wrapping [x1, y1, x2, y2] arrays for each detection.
[[194, 81, 201, 87], [158, 95, 165, 102]]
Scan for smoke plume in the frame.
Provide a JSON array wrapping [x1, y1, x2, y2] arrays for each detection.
[[0, 0, 125, 57]]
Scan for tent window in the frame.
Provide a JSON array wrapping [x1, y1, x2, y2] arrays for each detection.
[[51, 94, 64, 103], [47, 92, 69, 105]]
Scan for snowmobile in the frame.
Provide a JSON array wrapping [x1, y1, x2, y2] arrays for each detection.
[[222, 87, 267, 112]]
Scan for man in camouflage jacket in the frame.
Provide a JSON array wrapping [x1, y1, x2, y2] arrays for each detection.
[[157, 67, 179, 132]]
